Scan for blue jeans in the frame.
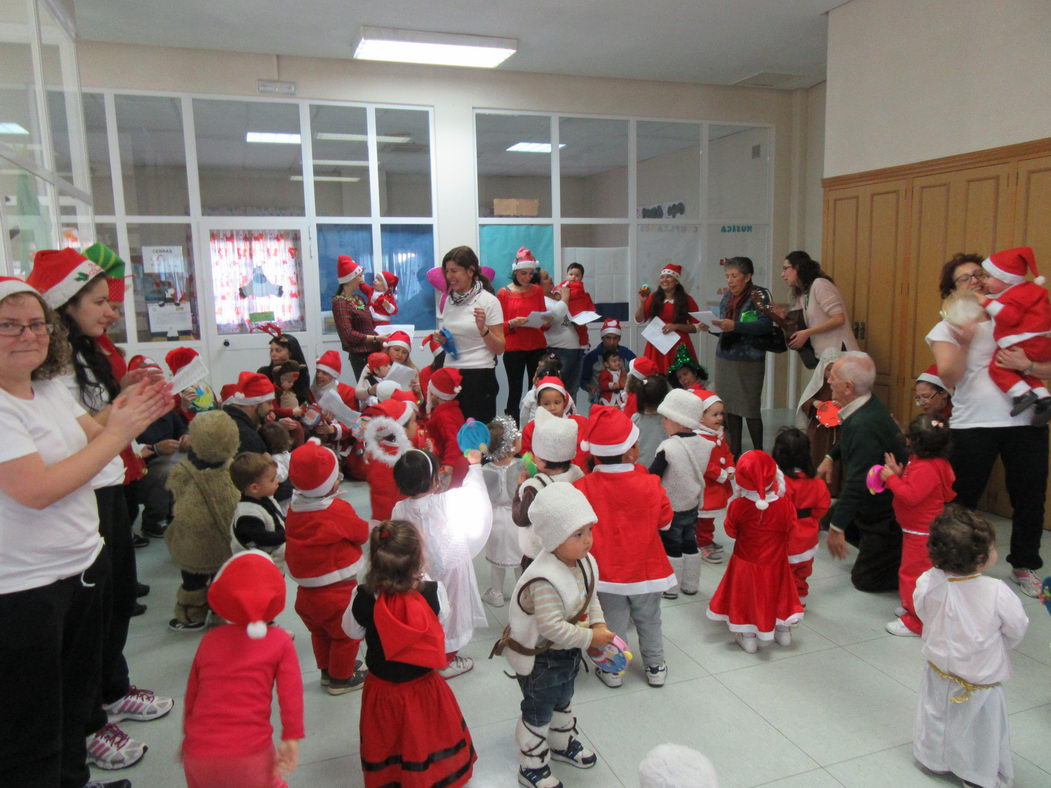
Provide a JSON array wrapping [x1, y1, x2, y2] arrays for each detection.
[[517, 648, 581, 727], [549, 347, 584, 403], [659, 508, 699, 557]]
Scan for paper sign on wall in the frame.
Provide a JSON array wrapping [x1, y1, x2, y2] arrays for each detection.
[[142, 246, 184, 275]]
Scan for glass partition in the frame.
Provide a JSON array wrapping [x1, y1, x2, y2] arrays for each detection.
[[0, 0, 43, 168], [376, 108, 431, 217], [476, 113, 552, 218], [129, 223, 199, 342], [707, 124, 770, 221], [562, 224, 631, 321], [379, 224, 435, 329], [2, 167, 55, 277], [317, 223, 373, 333], [82, 93, 113, 215], [310, 105, 371, 217], [115, 95, 190, 215], [637, 122, 701, 221], [209, 228, 305, 334], [559, 117, 628, 219]]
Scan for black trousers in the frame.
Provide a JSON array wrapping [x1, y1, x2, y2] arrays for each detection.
[[502, 347, 546, 423], [842, 511, 902, 593], [950, 425, 1048, 571], [456, 367, 500, 424], [348, 350, 369, 381], [0, 550, 107, 788], [137, 455, 176, 529]]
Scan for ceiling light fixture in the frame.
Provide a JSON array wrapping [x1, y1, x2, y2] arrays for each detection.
[[246, 132, 301, 144], [354, 26, 516, 69], [313, 159, 369, 167], [315, 132, 412, 144], [0, 122, 30, 135], [290, 175, 361, 183], [506, 142, 566, 153]]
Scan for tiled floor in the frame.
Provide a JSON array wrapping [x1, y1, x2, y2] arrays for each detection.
[[94, 473, 1051, 788]]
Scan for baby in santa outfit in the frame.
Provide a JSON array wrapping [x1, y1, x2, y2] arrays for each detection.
[[694, 389, 734, 565], [360, 271, 399, 326], [597, 350, 628, 408], [285, 439, 369, 694]]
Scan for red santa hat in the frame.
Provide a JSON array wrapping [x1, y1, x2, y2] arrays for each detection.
[[734, 450, 783, 510], [289, 438, 340, 497], [128, 355, 162, 373], [390, 388, 419, 411], [315, 349, 342, 378], [915, 364, 948, 392], [693, 387, 723, 412], [427, 367, 462, 405], [26, 248, 105, 309], [628, 356, 660, 381], [659, 263, 683, 281], [337, 255, 364, 283], [219, 383, 239, 402], [580, 405, 640, 457], [982, 246, 1042, 287], [421, 332, 443, 353], [228, 371, 275, 406], [378, 271, 399, 290], [529, 484, 597, 553], [535, 376, 572, 409], [0, 277, 39, 302], [600, 318, 622, 337], [165, 346, 199, 376], [513, 247, 539, 271], [362, 399, 414, 465], [207, 550, 285, 639], [367, 351, 392, 372], [373, 584, 446, 669], [384, 331, 411, 352]]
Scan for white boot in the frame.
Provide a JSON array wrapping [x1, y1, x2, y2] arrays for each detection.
[[516, 718, 561, 788], [680, 553, 702, 595], [549, 707, 597, 769], [663, 555, 683, 599]]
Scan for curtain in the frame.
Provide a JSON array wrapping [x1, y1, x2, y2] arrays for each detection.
[[210, 229, 304, 333]]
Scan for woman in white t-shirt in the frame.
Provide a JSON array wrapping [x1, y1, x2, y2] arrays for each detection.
[[430, 246, 505, 422], [0, 276, 170, 787], [926, 252, 1047, 598]]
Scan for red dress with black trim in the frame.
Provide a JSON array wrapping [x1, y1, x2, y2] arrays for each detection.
[[783, 472, 831, 599]]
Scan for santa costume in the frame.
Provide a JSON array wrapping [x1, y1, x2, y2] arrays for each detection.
[[359, 271, 399, 326], [284, 440, 369, 689], [557, 269, 599, 347], [694, 389, 735, 563], [182, 551, 304, 788], [980, 246, 1051, 418], [640, 264, 700, 374], [343, 571, 475, 788], [623, 356, 659, 418], [597, 365, 627, 407], [519, 376, 589, 469], [783, 470, 830, 602], [426, 367, 468, 486], [706, 450, 804, 652], [361, 398, 414, 521]]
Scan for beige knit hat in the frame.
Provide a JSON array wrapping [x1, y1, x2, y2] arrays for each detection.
[[657, 388, 705, 431], [529, 484, 596, 552], [531, 406, 579, 463]]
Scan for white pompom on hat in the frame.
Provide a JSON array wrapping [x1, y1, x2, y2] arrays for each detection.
[[638, 743, 720, 788], [207, 550, 286, 640], [528, 484, 597, 553], [982, 246, 1042, 287], [657, 388, 705, 431], [288, 438, 340, 497], [531, 405, 579, 462]]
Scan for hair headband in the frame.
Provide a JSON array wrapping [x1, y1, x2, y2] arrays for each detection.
[[410, 448, 434, 476]]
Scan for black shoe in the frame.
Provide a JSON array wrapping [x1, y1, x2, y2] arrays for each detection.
[[141, 521, 168, 539], [1010, 390, 1040, 416], [168, 618, 206, 632], [131, 603, 147, 617], [136, 582, 149, 598], [1033, 398, 1051, 427], [131, 534, 149, 549]]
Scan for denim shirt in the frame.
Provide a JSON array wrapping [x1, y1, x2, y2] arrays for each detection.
[[715, 286, 774, 363]]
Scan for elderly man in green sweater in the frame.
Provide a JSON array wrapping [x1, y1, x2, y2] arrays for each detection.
[[817, 352, 908, 592]]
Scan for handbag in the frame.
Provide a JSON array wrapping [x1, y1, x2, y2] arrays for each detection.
[[747, 288, 788, 354], [785, 307, 818, 369]]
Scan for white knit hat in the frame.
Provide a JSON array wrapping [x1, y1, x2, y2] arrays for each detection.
[[657, 388, 705, 430], [531, 406, 579, 463], [638, 744, 720, 788], [529, 484, 596, 552]]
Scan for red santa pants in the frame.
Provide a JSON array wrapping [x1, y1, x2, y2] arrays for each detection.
[[789, 558, 814, 599], [899, 531, 931, 635], [695, 516, 716, 548], [183, 747, 286, 788], [294, 581, 361, 679], [988, 336, 1051, 395]]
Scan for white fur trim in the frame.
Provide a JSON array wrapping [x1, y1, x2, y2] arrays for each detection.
[[583, 422, 640, 456], [600, 326, 622, 336], [788, 546, 817, 564], [337, 263, 363, 283], [230, 391, 274, 406], [316, 363, 340, 378], [247, 621, 268, 639], [982, 257, 1025, 287], [705, 608, 804, 639], [595, 572, 676, 594], [738, 487, 783, 506], [512, 258, 538, 271], [289, 554, 365, 588], [916, 371, 946, 389], [363, 415, 412, 466], [0, 280, 38, 301], [383, 337, 410, 351], [659, 267, 681, 280]]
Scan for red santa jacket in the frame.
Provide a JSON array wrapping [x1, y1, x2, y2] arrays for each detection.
[[784, 472, 831, 560], [985, 281, 1051, 348], [284, 496, 369, 587], [623, 391, 638, 419], [885, 457, 956, 535], [597, 369, 626, 406], [364, 442, 407, 521], [427, 400, 468, 486], [520, 413, 589, 470], [574, 465, 674, 593], [561, 280, 597, 346], [697, 428, 734, 515], [360, 282, 398, 325]]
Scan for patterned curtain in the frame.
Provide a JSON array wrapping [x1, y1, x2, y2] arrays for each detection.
[[209, 230, 304, 333]]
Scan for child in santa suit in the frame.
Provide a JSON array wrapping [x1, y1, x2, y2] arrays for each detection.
[[285, 439, 369, 694], [361, 398, 416, 521], [343, 520, 476, 788], [425, 367, 469, 486], [559, 262, 598, 348], [771, 427, 830, 606], [360, 271, 399, 326], [520, 376, 589, 470], [597, 349, 628, 408], [978, 246, 1051, 423], [181, 551, 304, 788], [494, 484, 612, 788], [694, 389, 734, 565], [480, 416, 525, 608], [355, 351, 392, 409], [623, 357, 660, 418], [383, 329, 424, 403], [392, 448, 492, 679], [574, 406, 675, 689], [706, 450, 804, 653]]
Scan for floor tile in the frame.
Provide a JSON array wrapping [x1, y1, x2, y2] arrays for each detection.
[[824, 743, 968, 787], [1009, 703, 1051, 774], [754, 767, 845, 787]]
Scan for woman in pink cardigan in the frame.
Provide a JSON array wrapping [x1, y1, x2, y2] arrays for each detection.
[[780, 251, 859, 359]]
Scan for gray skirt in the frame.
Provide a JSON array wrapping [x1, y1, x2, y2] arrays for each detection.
[[714, 356, 765, 418]]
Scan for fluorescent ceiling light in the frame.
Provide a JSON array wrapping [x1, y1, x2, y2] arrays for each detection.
[[313, 159, 369, 167], [315, 132, 412, 144], [0, 122, 30, 135], [290, 175, 361, 183], [354, 26, 516, 69], [506, 142, 566, 153], [246, 131, 301, 144]]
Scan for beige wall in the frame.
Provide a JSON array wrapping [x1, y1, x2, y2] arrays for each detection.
[[825, 0, 1051, 177]]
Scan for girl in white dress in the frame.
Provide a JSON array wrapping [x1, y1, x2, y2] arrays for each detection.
[[480, 416, 524, 608], [913, 505, 1029, 788]]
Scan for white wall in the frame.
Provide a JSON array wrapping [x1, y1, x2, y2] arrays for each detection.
[[825, 0, 1051, 177]]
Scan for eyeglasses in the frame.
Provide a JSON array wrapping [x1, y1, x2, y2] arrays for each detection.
[[953, 271, 987, 285], [914, 393, 944, 406], [0, 321, 53, 338]]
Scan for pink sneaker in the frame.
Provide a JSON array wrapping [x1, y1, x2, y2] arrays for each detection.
[[86, 723, 147, 770], [103, 686, 174, 723]]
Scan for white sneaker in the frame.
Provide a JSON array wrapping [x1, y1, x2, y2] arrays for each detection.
[[774, 625, 792, 647], [645, 663, 668, 687], [894, 605, 907, 617], [1011, 568, 1042, 598], [885, 617, 919, 637], [103, 686, 174, 723], [439, 655, 474, 679], [596, 669, 623, 688], [662, 589, 679, 600], [735, 633, 759, 654], [86, 723, 147, 770], [481, 587, 505, 607]]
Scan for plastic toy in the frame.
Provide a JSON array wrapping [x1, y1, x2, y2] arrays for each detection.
[[521, 451, 538, 478], [300, 404, 323, 429], [587, 634, 633, 673], [816, 400, 842, 427], [457, 418, 490, 455], [439, 328, 459, 360], [1038, 576, 1051, 615], [866, 464, 887, 494]]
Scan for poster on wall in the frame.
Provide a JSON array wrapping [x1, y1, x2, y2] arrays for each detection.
[[142, 245, 184, 275], [146, 302, 194, 336]]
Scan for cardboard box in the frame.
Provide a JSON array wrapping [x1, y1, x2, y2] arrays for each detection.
[[493, 198, 540, 217]]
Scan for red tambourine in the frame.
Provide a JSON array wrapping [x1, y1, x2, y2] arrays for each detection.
[[816, 400, 842, 428]]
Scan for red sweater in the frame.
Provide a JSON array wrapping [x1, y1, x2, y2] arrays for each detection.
[[365, 444, 406, 521], [182, 625, 304, 757], [885, 457, 956, 535], [285, 497, 369, 587], [428, 400, 468, 486], [575, 465, 674, 593], [498, 285, 547, 352]]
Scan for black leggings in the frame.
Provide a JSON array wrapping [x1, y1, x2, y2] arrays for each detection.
[[456, 367, 500, 424], [725, 413, 764, 458], [502, 348, 546, 423]]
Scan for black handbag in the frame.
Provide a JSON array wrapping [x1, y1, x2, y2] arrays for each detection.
[[748, 288, 788, 354]]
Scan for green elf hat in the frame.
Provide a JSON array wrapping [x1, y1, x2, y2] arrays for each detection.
[[667, 343, 709, 381], [83, 242, 128, 302]]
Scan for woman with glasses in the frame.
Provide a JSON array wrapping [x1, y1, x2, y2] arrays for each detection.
[[925, 252, 1047, 598], [780, 251, 859, 360], [914, 365, 952, 420]]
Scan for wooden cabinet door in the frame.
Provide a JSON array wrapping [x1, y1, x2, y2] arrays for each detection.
[[1015, 155, 1051, 257]]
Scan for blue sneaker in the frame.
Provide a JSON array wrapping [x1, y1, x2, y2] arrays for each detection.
[[518, 764, 562, 788]]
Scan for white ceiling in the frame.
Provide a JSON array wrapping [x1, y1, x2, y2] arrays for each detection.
[[72, 0, 835, 88]]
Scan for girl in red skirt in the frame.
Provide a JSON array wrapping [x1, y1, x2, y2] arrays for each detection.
[[706, 450, 804, 653], [342, 520, 476, 788]]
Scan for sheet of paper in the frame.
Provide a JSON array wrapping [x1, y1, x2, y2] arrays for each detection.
[[383, 362, 416, 388], [374, 323, 414, 337], [170, 355, 211, 392], [319, 388, 361, 428], [569, 310, 602, 325], [146, 302, 193, 335], [521, 310, 549, 329], [641, 317, 680, 355], [690, 310, 722, 333]]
